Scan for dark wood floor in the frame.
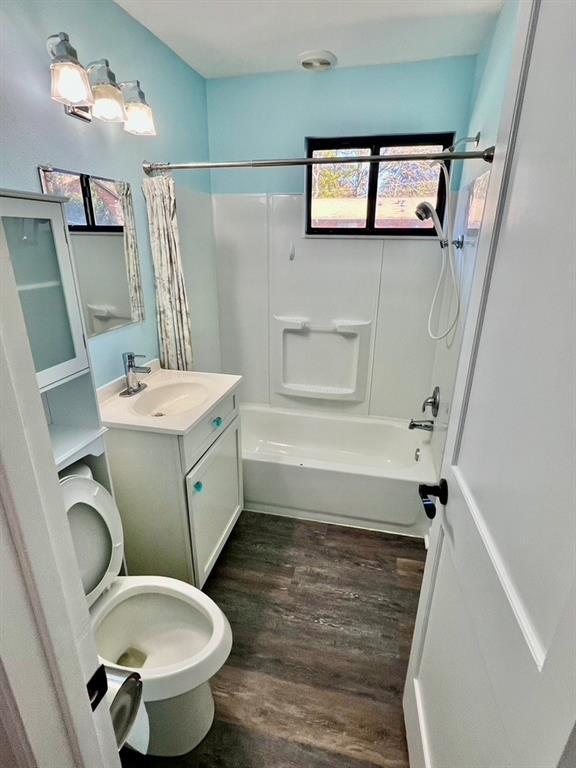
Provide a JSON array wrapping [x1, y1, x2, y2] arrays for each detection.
[[121, 511, 426, 768]]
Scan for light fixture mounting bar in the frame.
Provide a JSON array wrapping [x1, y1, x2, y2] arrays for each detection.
[[143, 146, 495, 175]]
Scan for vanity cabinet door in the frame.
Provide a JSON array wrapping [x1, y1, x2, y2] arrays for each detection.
[[186, 419, 242, 587], [0, 195, 88, 391]]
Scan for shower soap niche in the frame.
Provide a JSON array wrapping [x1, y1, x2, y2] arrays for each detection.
[[272, 316, 371, 401]]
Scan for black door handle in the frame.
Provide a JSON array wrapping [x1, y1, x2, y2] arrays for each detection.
[[418, 479, 448, 520]]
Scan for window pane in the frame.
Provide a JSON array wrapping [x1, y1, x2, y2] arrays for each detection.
[[89, 177, 124, 227], [41, 170, 87, 227], [375, 145, 444, 229], [311, 148, 371, 229]]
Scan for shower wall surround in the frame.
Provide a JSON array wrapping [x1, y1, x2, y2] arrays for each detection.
[[213, 194, 442, 420]]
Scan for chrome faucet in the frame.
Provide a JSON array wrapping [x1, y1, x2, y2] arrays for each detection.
[[120, 352, 151, 397], [409, 419, 434, 432]]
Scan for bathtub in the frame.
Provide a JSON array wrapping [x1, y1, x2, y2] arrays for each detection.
[[241, 405, 437, 538]]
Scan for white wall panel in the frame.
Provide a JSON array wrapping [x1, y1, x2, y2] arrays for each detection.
[[370, 240, 441, 420], [212, 193, 446, 421], [212, 195, 269, 403], [268, 196, 382, 414]]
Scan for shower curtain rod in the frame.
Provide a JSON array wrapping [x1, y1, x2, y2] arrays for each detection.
[[142, 146, 495, 175]]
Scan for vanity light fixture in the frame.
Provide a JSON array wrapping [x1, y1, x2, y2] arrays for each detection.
[[47, 32, 94, 107], [46, 34, 155, 134], [87, 59, 127, 122], [120, 81, 157, 136]]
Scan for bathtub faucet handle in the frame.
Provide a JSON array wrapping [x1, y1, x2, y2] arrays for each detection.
[[421, 386, 440, 417]]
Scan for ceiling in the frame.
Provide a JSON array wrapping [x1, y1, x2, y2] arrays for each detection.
[[115, 0, 504, 79]]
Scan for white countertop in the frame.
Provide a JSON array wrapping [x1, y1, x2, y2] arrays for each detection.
[[99, 366, 241, 435]]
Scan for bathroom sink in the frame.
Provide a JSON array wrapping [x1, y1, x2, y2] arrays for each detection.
[[99, 366, 241, 435], [131, 382, 208, 417]]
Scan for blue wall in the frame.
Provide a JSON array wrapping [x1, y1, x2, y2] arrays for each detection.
[[468, 0, 521, 147], [0, 0, 210, 386], [206, 56, 477, 194], [458, 0, 521, 194]]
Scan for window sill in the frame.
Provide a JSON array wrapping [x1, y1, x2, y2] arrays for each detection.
[[304, 234, 439, 241]]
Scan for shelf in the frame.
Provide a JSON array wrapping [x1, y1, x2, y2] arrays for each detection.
[[49, 423, 108, 471], [17, 280, 61, 292]]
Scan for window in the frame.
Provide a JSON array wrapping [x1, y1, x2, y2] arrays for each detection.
[[306, 132, 454, 236], [39, 167, 124, 232]]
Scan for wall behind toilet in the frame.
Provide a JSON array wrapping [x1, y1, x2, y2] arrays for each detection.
[[0, 0, 219, 386]]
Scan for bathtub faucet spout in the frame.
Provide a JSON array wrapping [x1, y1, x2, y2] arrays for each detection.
[[409, 419, 434, 432]]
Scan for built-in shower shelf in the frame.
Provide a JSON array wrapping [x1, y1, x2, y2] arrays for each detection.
[[50, 423, 107, 471], [272, 316, 372, 401], [280, 383, 357, 397]]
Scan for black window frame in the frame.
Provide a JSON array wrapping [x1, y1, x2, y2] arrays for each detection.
[[305, 132, 455, 237], [38, 166, 124, 233]]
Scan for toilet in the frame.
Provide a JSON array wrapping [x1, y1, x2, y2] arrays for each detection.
[[60, 466, 232, 757]]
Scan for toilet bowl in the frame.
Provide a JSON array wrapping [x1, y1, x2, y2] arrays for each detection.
[[60, 469, 232, 757]]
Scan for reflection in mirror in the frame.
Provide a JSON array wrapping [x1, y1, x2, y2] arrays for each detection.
[[39, 166, 145, 338], [70, 232, 134, 336]]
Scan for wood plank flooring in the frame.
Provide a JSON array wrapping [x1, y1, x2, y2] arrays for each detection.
[[121, 511, 426, 768]]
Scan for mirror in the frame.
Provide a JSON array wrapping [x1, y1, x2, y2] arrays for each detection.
[[69, 232, 134, 335], [39, 166, 144, 337]]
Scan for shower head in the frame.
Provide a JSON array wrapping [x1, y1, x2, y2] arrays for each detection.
[[414, 201, 446, 245], [415, 202, 432, 221]]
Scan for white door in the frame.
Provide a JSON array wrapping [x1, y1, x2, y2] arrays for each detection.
[[403, 2, 576, 767]]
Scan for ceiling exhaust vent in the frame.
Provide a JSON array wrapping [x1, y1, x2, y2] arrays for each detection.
[[297, 50, 337, 71]]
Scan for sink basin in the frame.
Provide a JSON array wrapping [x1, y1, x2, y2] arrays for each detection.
[[131, 382, 208, 417], [100, 367, 242, 435]]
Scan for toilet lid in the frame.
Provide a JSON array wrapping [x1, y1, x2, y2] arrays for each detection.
[[60, 476, 124, 607]]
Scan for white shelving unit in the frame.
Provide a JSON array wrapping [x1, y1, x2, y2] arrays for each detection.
[[50, 425, 108, 472], [1, 188, 113, 483]]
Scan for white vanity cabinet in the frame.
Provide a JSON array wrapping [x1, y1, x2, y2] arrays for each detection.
[[104, 387, 243, 588], [0, 191, 89, 391]]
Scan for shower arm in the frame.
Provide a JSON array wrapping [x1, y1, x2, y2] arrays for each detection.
[[142, 145, 495, 175]]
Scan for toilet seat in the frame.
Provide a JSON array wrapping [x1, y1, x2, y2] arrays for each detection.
[[61, 475, 232, 702], [60, 476, 124, 607]]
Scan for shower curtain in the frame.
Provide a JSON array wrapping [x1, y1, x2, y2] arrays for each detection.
[[118, 182, 145, 324], [142, 175, 194, 371]]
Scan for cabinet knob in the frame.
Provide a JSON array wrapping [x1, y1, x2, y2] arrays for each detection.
[[194, 481, 204, 493], [212, 416, 223, 428]]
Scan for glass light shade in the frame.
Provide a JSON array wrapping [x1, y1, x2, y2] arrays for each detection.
[[124, 102, 156, 136], [50, 61, 93, 107], [91, 84, 127, 122]]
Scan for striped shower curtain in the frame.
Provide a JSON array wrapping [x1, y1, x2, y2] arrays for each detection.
[[142, 175, 193, 371], [117, 181, 145, 324]]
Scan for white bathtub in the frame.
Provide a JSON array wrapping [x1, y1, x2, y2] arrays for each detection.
[[241, 405, 437, 537]]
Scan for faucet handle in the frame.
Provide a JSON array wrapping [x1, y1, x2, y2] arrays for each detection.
[[422, 386, 440, 417], [122, 352, 146, 369]]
